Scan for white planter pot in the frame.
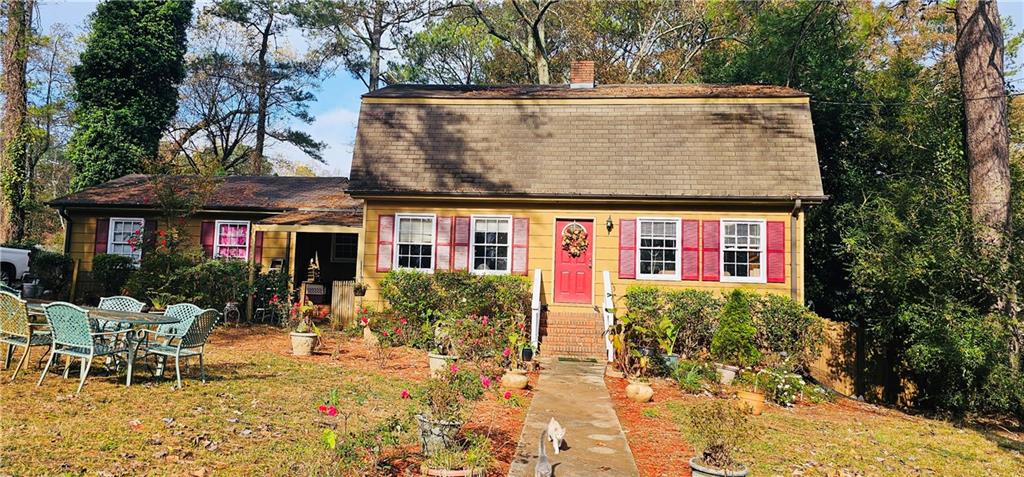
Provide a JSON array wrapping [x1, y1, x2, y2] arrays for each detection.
[[428, 353, 456, 377], [290, 332, 318, 356], [625, 380, 654, 403], [689, 457, 749, 477], [715, 363, 739, 385], [500, 369, 529, 390]]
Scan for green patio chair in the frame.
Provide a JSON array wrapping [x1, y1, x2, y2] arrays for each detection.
[[0, 283, 20, 297], [37, 302, 130, 394], [138, 309, 219, 389], [158, 303, 203, 337], [0, 290, 51, 380], [97, 295, 145, 333]]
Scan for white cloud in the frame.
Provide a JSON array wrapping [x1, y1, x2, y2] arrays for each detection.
[[269, 106, 359, 177]]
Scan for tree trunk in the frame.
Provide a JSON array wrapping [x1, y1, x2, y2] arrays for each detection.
[[954, 0, 1017, 369], [253, 15, 274, 176], [0, 0, 33, 243]]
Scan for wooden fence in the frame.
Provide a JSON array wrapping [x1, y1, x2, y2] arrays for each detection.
[[331, 280, 356, 329]]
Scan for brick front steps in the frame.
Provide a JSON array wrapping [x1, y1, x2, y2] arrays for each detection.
[[538, 311, 607, 359]]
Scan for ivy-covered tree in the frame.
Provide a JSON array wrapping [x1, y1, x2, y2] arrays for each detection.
[[66, 0, 193, 190]]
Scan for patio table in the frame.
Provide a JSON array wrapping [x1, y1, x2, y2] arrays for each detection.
[[26, 300, 180, 386]]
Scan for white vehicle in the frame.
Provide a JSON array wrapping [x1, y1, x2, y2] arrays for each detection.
[[0, 246, 31, 285]]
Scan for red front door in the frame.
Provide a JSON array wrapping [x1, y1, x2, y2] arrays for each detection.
[[554, 219, 593, 304]]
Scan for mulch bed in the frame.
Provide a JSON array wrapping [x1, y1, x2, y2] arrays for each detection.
[[209, 326, 537, 476], [606, 376, 694, 477]]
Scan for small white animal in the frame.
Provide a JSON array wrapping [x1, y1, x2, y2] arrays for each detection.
[[535, 430, 552, 477], [547, 418, 566, 455]]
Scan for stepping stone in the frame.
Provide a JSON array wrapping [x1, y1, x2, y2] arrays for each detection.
[[507, 358, 639, 477]]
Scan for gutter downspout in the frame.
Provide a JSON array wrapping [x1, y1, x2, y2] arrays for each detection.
[[58, 207, 71, 255], [790, 199, 802, 301]]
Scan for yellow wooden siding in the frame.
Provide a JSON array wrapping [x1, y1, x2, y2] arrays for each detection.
[[359, 200, 805, 313]]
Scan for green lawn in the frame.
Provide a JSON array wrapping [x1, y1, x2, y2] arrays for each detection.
[[661, 396, 1024, 476], [0, 328, 427, 476]]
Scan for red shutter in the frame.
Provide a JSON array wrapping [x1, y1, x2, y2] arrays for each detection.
[[142, 219, 156, 257], [435, 216, 452, 271], [200, 221, 216, 258], [253, 231, 265, 266], [376, 215, 395, 272], [766, 221, 785, 283], [681, 219, 700, 280], [701, 220, 720, 281], [618, 219, 636, 279], [512, 217, 529, 275], [94, 218, 110, 254], [452, 216, 471, 271]]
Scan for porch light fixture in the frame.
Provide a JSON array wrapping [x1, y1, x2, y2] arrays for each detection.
[[605, 216, 614, 234]]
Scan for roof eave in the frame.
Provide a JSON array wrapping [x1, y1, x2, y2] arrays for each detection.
[[347, 190, 828, 204]]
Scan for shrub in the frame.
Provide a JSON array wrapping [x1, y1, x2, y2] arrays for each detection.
[[425, 432, 494, 471], [184, 258, 253, 309], [751, 293, 825, 369], [124, 246, 200, 304], [253, 268, 290, 312], [91, 253, 135, 296], [755, 366, 805, 407], [663, 289, 722, 358], [685, 399, 750, 471], [711, 290, 761, 367], [29, 249, 72, 297], [674, 360, 717, 394], [380, 269, 439, 322], [422, 367, 469, 422]]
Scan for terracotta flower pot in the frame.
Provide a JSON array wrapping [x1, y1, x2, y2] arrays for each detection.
[[428, 353, 457, 377], [501, 369, 529, 390], [735, 389, 766, 416], [689, 457, 749, 477], [625, 380, 655, 403], [420, 463, 487, 477], [290, 332, 317, 356]]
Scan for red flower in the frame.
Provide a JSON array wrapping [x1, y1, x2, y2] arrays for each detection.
[[504, 391, 512, 400], [401, 389, 411, 399], [480, 375, 492, 389], [482, 316, 489, 326], [450, 364, 459, 374], [502, 347, 511, 358], [360, 316, 369, 325], [383, 330, 390, 337], [400, 318, 408, 325], [158, 229, 166, 237], [326, 406, 338, 417], [160, 239, 168, 247], [318, 404, 327, 413]]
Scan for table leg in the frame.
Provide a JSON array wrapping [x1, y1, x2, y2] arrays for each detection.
[[126, 329, 137, 387]]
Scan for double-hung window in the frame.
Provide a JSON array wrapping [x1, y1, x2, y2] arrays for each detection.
[[214, 220, 250, 259], [395, 214, 435, 271], [721, 220, 765, 282], [637, 218, 680, 280], [108, 217, 145, 264], [471, 216, 511, 274]]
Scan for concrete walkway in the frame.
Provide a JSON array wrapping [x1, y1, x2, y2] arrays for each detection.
[[507, 358, 639, 477]]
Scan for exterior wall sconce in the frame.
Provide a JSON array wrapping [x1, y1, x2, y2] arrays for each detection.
[[606, 216, 614, 234]]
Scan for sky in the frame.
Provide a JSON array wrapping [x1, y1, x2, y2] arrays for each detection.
[[35, 0, 1024, 177]]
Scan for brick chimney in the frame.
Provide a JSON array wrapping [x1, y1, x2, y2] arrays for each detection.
[[570, 60, 595, 89]]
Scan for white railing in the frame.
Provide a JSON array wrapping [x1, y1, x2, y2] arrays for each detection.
[[530, 268, 542, 349], [602, 271, 615, 362]]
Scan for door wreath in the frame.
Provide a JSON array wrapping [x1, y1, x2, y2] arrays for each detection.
[[561, 223, 589, 258]]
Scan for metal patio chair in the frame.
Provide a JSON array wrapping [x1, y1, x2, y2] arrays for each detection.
[[96, 296, 145, 332], [37, 302, 131, 393], [0, 290, 51, 380], [137, 309, 219, 389], [0, 283, 20, 297]]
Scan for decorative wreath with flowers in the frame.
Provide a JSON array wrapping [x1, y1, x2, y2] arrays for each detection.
[[561, 223, 589, 258]]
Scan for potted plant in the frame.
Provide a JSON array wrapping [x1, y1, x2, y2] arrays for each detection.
[[710, 291, 761, 385], [420, 433, 493, 477], [428, 320, 458, 377], [625, 352, 655, 403], [416, 367, 467, 456], [733, 372, 766, 416], [686, 399, 751, 477], [500, 332, 529, 390], [656, 316, 680, 368], [289, 301, 321, 356], [521, 342, 534, 363], [353, 282, 367, 297]]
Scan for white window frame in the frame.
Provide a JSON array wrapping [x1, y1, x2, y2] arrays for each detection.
[[330, 233, 358, 264], [720, 219, 767, 284], [635, 217, 682, 281], [469, 215, 513, 275], [393, 213, 436, 272], [213, 220, 251, 260], [107, 217, 145, 264]]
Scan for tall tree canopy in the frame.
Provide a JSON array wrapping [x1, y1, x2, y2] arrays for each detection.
[[0, 0, 35, 242], [66, 0, 193, 190]]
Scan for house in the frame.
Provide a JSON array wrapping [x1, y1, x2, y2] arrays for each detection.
[[348, 62, 825, 358], [49, 174, 364, 308]]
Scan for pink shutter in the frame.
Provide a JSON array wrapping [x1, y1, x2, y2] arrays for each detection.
[[253, 231, 265, 266], [452, 216, 471, 271], [512, 217, 529, 275], [141, 219, 156, 257], [618, 219, 636, 279], [200, 221, 216, 258], [376, 215, 395, 272], [435, 216, 452, 271], [681, 219, 700, 280], [94, 218, 110, 254], [701, 220, 720, 281], [766, 221, 785, 283]]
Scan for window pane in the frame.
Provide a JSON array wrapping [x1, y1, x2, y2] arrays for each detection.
[[638, 220, 679, 278]]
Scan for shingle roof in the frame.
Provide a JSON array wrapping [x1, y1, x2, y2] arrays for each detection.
[[349, 84, 825, 201], [50, 174, 363, 212], [363, 83, 809, 100], [256, 210, 362, 227]]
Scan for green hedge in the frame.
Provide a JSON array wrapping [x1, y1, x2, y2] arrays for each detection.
[[91, 253, 136, 296], [30, 250, 72, 298]]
